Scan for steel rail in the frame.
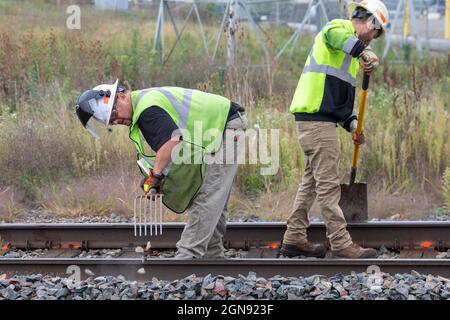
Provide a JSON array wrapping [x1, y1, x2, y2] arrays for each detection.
[[1, 221, 450, 250], [1, 257, 450, 281]]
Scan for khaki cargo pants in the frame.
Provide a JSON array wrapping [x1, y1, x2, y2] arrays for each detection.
[[283, 121, 352, 251], [176, 114, 247, 258]]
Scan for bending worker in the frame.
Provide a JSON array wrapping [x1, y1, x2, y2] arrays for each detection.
[[75, 83, 247, 259], [280, 0, 389, 259]]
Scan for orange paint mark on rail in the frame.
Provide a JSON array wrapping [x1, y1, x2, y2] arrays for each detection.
[[62, 242, 82, 250], [420, 241, 433, 249], [1, 243, 11, 253], [262, 242, 280, 250]]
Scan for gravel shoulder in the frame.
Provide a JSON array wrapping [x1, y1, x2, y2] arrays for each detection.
[[1, 210, 449, 224], [1, 271, 450, 300]]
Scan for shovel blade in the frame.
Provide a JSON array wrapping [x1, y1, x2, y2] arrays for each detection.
[[339, 183, 368, 222]]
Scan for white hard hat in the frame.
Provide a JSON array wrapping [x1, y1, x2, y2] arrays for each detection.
[[347, 0, 390, 31], [75, 79, 119, 138]]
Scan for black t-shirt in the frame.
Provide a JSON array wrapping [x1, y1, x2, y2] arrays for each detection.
[[137, 102, 243, 152], [138, 107, 179, 152]]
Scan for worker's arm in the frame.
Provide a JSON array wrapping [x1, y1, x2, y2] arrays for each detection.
[[152, 138, 181, 175], [323, 22, 366, 57], [338, 112, 365, 145], [140, 138, 180, 194], [138, 106, 182, 175], [138, 107, 182, 194], [338, 112, 358, 133]]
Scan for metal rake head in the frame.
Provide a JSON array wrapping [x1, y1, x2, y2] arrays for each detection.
[[133, 194, 164, 237]]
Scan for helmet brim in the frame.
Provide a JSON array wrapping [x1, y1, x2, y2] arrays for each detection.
[[76, 103, 93, 128], [91, 79, 119, 129], [105, 79, 119, 127], [348, 1, 389, 31], [347, 2, 360, 18], [76, 79, 119, 139], [85, 117, 101, 139]]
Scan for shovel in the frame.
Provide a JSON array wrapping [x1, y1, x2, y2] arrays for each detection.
[[339, 73, 370, 222]]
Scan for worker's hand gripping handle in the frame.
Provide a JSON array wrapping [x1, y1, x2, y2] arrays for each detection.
[[140, 170, 165, 195], [350, 73, 370, 185], [362, 72, 370, 90]]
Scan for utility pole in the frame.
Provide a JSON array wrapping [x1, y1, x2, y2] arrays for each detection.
[[276, 1, 280, 25], [403, 0, 409, 39], [446, 0, 450, 40]]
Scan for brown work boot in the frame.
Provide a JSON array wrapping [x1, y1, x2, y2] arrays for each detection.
[[280, 242, 326, 258], [332, 243, 378, 259]]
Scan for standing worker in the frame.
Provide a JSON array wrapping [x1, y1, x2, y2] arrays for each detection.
[[281, 0, 389, 258], [75, 83, 247, 259]]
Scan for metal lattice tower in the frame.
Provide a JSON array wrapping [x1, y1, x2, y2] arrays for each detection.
[[151, 0, 448, 67], [151, 0, 335, 67], [382, 0, 423, 60]]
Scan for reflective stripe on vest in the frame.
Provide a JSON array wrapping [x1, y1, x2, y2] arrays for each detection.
[[290, 19, 360, 115], [135, 88, 193, 130], [129, 87, 231, 213], [342, 37, 359, 55], [302, 52, 356, 87], [130, 87, 231, 156]]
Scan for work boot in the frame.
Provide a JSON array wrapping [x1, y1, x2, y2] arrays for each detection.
[[332, 243, 378, 259], [280, 242, 326, 258]]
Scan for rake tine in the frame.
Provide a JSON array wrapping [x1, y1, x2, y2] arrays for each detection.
[[151, 195, 154, 236], [148, 195, 151, 236], [151, 194, 156, 236], [133, 197, 137, 237], [139, 196, 143, 237], [149, 195, 153, 236], [154, 195, 158, 236], [144, 195, 147, 236], [159, 195, 163, 235], [148, 194, 152, 236], [148, 195, 154, 235], [150, 196, 153, 237], [133, 194, 163, 237]]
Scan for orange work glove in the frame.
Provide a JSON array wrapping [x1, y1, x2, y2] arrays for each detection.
[[359, 47, 379, 74], [140, 170, 165, 194], [352, 131, 366, 146]]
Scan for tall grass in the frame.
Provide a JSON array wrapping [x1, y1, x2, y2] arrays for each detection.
[[0, 0, 449, 217], [443, 168, 450, 211]]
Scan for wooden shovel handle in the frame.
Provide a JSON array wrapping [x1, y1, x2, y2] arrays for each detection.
[[350, 73, 370, 184]]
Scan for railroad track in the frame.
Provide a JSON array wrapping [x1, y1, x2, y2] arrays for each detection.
[[1, 221, 450, 281], [1, 221, 450, 250]]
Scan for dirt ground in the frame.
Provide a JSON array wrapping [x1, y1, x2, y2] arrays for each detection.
[[228, 188, 445, 222], [0, 182, 446, 222]]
